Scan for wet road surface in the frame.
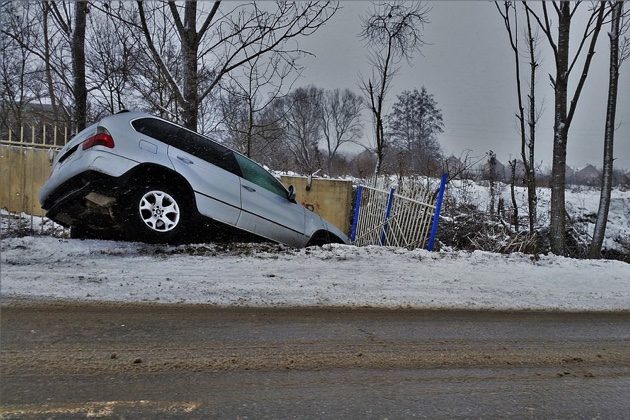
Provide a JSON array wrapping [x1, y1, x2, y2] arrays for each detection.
[[1, 303, 629, 418]]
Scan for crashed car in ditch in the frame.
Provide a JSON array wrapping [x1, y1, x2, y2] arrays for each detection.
[[39, 111, 349, 247]]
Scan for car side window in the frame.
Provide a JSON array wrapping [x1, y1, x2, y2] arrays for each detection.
[[234, 154, 288, 198], [132, 118, 241, 177], [175, 128, 241, 176], [132, 118, 175, 142]]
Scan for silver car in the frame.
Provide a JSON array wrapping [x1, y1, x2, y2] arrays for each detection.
[[39, 111, 349, 247]]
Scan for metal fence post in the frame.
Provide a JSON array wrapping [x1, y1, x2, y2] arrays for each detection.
[[350, 185, 363, 243], [380, 187, 396, 246], [427, 173, 448, 251]]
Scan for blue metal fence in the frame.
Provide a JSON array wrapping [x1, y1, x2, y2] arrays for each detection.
[[350, 174, 448, 250]]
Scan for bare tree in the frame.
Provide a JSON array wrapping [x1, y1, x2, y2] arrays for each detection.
[[2, 1, 91, 130], [40, 1, 74, 124], [487, 150, 498, 216], [85, 9, 137, 117], [41, 1, 88, 130], [71, 1, 88, 130], [218, 52, 299, 158], [359, 1, 430, 174], [524, 2, 608, 255], [41, 2, 59, 123], [277, 85, 324, 174], [508, 158, 519, 232], [126, 1, 338, 131], [496, 1, 540, 233], [321, 88, 363, 176], [589, 0, 629, 258], [0, 2, 40, 133]]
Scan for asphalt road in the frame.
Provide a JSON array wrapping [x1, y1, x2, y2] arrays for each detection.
[[1, 303, 629, 418]]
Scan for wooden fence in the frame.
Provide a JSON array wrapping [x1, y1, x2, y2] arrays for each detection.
[[1, 124, 69, 150], [1, 125, 68, 217]]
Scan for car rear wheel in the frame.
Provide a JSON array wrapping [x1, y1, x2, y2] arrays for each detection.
[[123, 183, 189, 243]]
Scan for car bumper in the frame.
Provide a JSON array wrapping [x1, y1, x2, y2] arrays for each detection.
[[39, 150, 137, 207], [40, 170, 125, 227]]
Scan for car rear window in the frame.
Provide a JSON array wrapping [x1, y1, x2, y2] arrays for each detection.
[[132, 117, 241, 177]]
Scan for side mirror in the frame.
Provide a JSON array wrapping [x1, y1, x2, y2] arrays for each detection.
[[287, 185, 296, 202]]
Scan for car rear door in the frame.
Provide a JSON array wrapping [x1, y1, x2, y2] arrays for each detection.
[[132, 117, 242, 226], [234, 154, 307, 247]]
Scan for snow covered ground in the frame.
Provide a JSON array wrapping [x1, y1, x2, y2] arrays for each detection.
[[1, 236, 628, 311], [445, 180, 630, 252]]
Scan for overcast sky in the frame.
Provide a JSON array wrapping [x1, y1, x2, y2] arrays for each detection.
[[296, 1, 630, 170]]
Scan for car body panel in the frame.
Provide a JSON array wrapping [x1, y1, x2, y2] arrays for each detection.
[[39, 111, 351, 247], [237, 177, 308, 247], [168, 145, 242, 226]]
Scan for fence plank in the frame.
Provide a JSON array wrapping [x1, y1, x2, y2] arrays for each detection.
[[0, 147, 12, 211]]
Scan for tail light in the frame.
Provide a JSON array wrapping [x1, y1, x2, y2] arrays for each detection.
[[82, 127, 115, 150]]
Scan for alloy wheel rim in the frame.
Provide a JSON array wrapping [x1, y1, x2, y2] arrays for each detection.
[[138, 190, 180, 232]]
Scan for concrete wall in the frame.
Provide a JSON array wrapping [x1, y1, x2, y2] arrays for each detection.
[[0, 146, 52, 216], [0, 147, 354, 233], [280, 175, 353, 235]]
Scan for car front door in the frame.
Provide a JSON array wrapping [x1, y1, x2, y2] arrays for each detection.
[[234, 154, 307, 247], [166, 126, 243, 226]]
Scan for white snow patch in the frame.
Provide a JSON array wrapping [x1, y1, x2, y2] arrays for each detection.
[[1, 236, 628, 311]]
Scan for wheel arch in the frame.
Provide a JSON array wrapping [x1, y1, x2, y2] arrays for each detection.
[[306, 229, 345, 247], [122, 163, 198, 213]]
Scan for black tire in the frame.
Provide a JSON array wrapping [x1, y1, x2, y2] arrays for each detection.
[[121, 181, 190, 243]]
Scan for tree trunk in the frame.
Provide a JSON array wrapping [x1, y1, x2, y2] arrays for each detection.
[[525, 7, 538, 233], [374, 114, 384, 175], [72, 1, 88, 131], [588, 1, 623, 258], [549, 3, 570, 255], [181, 1, 199, 130], [42, 4, 58, 123], [246, 96, 253, 157], [510, 160, 519, 232]]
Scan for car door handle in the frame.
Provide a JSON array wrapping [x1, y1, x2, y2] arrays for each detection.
[[177, 155, 194, 165], [242, 185, 256, 192]]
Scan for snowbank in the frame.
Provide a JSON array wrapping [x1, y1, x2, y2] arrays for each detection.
[[1, 236, 628, 311]]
